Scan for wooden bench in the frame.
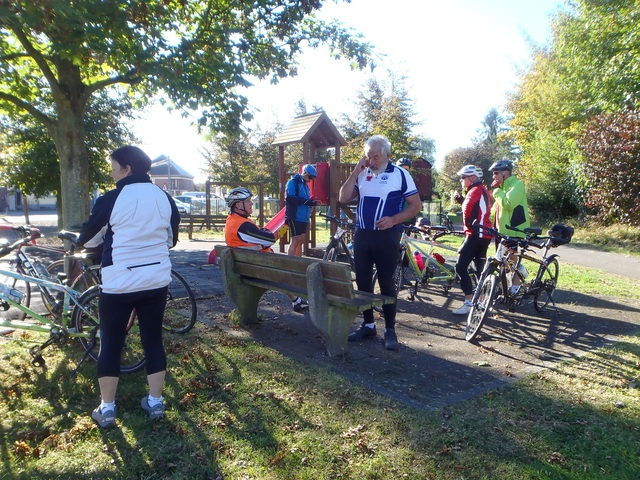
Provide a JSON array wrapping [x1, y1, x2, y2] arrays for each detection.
[[180, 215, 227, 239], [215, 245, 394, 356]]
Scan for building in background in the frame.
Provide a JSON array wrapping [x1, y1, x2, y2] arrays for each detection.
[[150, 155, 196, 196]]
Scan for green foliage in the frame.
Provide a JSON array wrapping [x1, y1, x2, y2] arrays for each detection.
[[204, 121, 290, 197], [0, 90, 134, 198], [518, 130, 581, 222], [508, 0, 640, 223], [577, 108, 640, 225], [339, 74, 419, 162]]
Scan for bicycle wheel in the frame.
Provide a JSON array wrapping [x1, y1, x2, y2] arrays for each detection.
[[69, 264, 101, 293], [466, 273, 497, 342], [533, 258, 559, 312], [163, 270, 198, 334], [322, 243, 339, 262], [72, 286, 146, 374]]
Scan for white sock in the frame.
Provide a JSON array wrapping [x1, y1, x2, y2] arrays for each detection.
[[148, 395, 163, 407], [100, 401, 115, 411], [293, 297, 301, 304], [364, 323, 375, 329]]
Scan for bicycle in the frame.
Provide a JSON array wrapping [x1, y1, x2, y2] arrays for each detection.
[[0, 225, 69, 321], [465, 223, 573, 342], [383, 224, 473, 300], [47, 231, 198, 334], [320, 212, 355, 268], [0, 268, 145, 374], [438, 211, 457, 232]]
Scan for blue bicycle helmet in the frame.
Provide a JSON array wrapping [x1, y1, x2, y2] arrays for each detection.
[[302, 164, 317, 179]]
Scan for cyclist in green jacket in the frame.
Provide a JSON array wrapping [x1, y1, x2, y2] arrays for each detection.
[[489, 159, 530, 295], [489, 159, 530, 237]]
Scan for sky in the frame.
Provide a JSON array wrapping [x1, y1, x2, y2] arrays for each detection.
[[134, 0, 563, 183]]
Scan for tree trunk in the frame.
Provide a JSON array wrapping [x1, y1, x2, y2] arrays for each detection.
[[23, 195, 30, 226], [51, 107, 90, 230]]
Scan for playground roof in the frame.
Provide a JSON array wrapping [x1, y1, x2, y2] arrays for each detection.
[[272, 111, 346, 149]]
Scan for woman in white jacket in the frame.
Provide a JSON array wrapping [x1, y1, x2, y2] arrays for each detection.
[[78, 146, 180, 428]]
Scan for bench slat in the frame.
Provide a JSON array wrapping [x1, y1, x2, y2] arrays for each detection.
[[221, 246, 353, 283]]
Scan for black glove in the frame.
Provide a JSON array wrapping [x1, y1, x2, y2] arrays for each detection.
[[304, 199, 318, 207]]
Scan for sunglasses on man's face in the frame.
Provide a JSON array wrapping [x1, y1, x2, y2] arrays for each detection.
[[492, 171, 503, 176]]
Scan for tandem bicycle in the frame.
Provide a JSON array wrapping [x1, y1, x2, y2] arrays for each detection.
[[382, 224, 474, 301]]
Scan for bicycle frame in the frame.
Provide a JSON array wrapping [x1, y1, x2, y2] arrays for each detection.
[[0, 268, 93, 335], [397, 229, 460, 299]]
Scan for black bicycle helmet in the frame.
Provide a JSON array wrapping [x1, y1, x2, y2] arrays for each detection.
[[395, 158, 412, 168], [488, 159, 514, 172]]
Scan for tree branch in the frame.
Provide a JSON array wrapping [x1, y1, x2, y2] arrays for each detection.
[[0, 92, 52, 127], [5, 20, 62, 98]]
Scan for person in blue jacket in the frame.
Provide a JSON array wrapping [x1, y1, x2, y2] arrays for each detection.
[[78, 145, 180, 428], [284, 164, 318, 312]]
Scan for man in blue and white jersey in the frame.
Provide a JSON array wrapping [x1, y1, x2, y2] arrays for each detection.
[[339, 135, 421, 350]]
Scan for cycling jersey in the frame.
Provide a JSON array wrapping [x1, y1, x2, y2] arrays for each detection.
[[354, 162, 418, 231]]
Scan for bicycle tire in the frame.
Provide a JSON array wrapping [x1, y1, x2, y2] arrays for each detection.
[[466, 273, 497, 342], [162, 270, 198, 334], [70, 264, 102, 293], [72, 285, 146, 374], [533, 258, 559, 312], [322, 244, 339, 262]]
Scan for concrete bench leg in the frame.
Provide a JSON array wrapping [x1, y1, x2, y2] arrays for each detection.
[[219, 249, 265, 325], [306, 263, 352, 356]]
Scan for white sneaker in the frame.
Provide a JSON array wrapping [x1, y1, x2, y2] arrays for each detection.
[[452, 303, 472, 315]]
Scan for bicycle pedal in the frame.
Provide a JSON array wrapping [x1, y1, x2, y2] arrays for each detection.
[[31, 355, 45, 367]]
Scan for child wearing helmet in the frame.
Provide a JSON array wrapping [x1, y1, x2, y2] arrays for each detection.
[[395, 158, 412, 171]]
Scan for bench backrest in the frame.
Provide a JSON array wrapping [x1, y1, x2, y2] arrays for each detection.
[[215, 245, 355, 299]]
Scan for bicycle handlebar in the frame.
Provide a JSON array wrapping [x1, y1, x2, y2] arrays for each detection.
[[478, 224, 569, 250], [403, 224, 455, 241], [0, 225, 43, 258], [319, 212, 354, 230]]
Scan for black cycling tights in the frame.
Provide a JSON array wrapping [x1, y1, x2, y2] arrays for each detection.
[[97, 286, 168, 378], [354, 228, 401, 330]]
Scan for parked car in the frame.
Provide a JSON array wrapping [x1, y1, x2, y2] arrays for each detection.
[[176, 192, 226, 214], [172, 198, 191, 215]]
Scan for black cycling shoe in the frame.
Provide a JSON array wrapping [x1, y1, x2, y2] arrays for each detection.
[[348, 324, 377, 342], [384, 329, 399, 350]]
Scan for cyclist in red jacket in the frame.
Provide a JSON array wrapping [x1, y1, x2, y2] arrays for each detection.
[[452, 165, 493, 315]]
